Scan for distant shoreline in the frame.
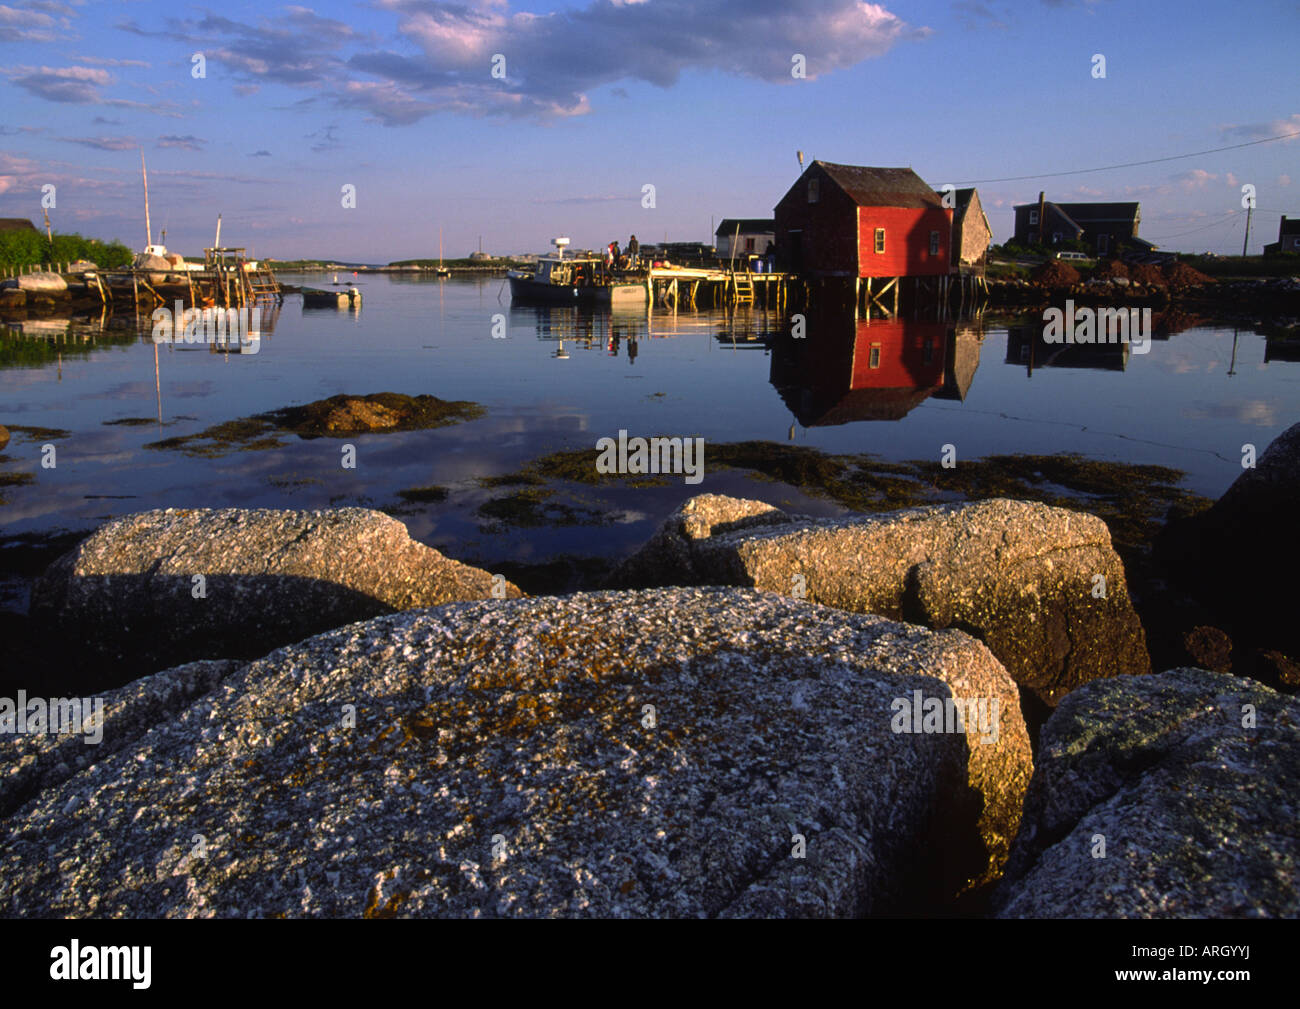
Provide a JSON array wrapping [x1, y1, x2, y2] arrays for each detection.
[[266, 261, 524, 275]]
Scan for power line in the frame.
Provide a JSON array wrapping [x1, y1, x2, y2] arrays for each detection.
[[954, 129, 1300, 185], [1147, 212, 1242, 241]]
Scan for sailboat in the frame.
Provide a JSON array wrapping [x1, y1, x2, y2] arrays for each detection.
[[134, 152, 200, 280], [435, 227, 450, 277]]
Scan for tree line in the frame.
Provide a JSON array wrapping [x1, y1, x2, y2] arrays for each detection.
[[0, 229, 133, 270]]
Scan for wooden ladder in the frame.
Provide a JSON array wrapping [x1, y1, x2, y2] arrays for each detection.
[[246, 269, 281, 300], [729, 272, 754, 304]]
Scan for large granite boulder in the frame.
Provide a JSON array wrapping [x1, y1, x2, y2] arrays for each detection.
[[609, 494, 1150, 707], [995, 668, 1300, 917], [30, 508, 521, 674], [0, 272, 68, 293], [0, 659, 242, 820], [0, 588, 1031, 917]]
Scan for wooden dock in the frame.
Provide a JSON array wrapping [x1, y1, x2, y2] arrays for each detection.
[[85, 246, 282, 312], [646, 266, 792, 310]]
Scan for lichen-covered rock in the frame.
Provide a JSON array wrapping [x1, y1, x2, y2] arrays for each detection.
[[30, 508, 521, 673], [0, 659, 242, 820], [994, 668, 1300, 918], [610, 495, 1150, 707], [0, 588, 1030, 917]]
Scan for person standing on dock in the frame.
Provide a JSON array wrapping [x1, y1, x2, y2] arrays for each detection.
[[627, 234, 640, 269]]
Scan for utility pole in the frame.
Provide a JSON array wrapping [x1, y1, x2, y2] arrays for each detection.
[[1241, 204, 1253, 257], [42, 206, 53, 252]]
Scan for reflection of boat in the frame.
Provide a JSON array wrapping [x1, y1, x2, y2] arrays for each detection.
[[509, 237, 648, 307], [302, 286, 361, 308], [435, 227, 450, 277], [771, 308, 959, 425], [518, 304, 647, 342]]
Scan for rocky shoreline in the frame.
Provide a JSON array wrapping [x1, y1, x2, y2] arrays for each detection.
[[1, 423, 1297, 917]]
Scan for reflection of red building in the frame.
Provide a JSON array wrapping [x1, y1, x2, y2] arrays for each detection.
[[772, 316, 954, 425]]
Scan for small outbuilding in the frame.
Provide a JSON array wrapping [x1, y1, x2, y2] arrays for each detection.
[[714, 218, 775, 259], [0, 218, 39, 234], [943, 188, 992, 276]]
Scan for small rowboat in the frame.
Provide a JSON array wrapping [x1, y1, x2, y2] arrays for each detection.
[[302, 285, 361, 308]]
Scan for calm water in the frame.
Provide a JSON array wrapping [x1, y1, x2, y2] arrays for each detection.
[[2, 273, 1297, 573]]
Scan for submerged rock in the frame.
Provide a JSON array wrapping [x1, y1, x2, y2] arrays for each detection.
[[0, 588, 1030, 917], [143, 392, 486, 456], [610, 494, 1150, 707], [995, 668, 1300, 917], [30, 507, 521, 673]]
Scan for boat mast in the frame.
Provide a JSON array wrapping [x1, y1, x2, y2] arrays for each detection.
[[140, 150, 153, 249]]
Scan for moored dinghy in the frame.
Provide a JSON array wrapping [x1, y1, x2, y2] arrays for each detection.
[[302, 284, 361, 308]]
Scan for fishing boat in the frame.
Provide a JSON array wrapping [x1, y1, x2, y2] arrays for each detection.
[[508, 237, 648, 307]]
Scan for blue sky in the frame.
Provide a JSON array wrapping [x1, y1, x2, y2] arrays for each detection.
[[1, 0, 1296, 261]]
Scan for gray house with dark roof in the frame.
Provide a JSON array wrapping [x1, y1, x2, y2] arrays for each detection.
[[1012, 196, 1149, 256], [1263, 216, 1300, 255]]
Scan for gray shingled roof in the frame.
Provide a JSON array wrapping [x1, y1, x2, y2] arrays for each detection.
[[815, 162, 944, 209]]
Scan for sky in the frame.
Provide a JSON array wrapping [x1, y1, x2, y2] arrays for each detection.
[[0, 0, 1296, 262]]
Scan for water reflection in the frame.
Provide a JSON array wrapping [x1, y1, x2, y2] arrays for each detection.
[[1004, 321, 1130, 374], [2, 276, 1297, 543], [1, 301, 284, 369], [770, 306, 982, 425]]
